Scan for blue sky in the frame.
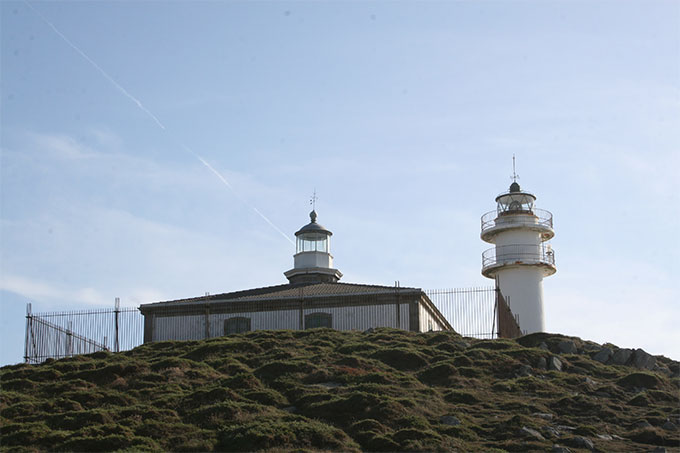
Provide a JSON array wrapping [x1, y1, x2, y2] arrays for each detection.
[[1, 0, 678, 365]]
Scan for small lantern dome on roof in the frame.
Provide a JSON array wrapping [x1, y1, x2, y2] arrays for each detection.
[[285, 208, 342, 284]]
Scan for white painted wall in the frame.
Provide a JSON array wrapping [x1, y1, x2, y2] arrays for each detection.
[[419, 304, 445, 332], [494, 228, 541, 248], [153, 314, 205, 342], [208, 310, 300, 337], [294, 251, 333, 268], [303, 304, 410, 331], [151, 302, 416, 341], [497, 267, 545, 334]]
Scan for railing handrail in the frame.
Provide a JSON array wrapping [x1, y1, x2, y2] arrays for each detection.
[[481, 208, 553, 232], [482, 243, 556, 268]]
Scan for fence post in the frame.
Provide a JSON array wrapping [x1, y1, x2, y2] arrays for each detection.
[[114, 297, 120, 353], [66, 321, 73, 357], [492, 288, 498, 340], [299, 287, 304, 330], [24, 303, 32, 363], [204, 305, 211, 339], [395, 281, 401, 329]]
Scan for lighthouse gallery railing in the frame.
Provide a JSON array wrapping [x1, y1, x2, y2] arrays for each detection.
[[481, 208, 553, 233], [482, 243, 556, 269]]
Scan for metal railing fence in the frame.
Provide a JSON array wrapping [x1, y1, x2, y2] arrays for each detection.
[[24, 286, 520, 364], [24, 299, 144, 364], [425, 287, 497, 339]]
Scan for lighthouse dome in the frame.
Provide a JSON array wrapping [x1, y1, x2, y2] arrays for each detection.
[[295, 210, 333, 236]]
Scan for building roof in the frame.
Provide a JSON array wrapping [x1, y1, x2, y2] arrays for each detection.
[[140, 281, 424, 310]]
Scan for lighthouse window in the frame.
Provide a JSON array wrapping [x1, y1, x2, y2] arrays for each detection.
[[224, 317, 251, 335]]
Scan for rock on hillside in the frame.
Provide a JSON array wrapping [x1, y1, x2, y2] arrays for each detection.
[[1, 328, 679, 452]]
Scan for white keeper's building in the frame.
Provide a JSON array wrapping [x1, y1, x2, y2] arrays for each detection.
[[139, 210, 452, 342]]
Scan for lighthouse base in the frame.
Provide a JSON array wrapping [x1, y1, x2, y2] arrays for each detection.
[[496, 268, 545, 334]]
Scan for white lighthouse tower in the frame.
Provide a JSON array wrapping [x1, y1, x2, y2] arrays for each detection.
[[480, 168, 556, 334]]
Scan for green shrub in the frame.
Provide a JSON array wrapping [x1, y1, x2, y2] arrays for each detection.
[[617, 372, 661, 389], [443, 390, 480, 405], [371, 348, 429, 371], [417, 361, 458, 386], [216, 417, 360, 452], [349, 418, 389, 434], [57, 433, 160, 452], [254, 360, 315, 380], [181, 387, 240, 411], [242, 388, 288, 406], [47, 409, 114, 431]]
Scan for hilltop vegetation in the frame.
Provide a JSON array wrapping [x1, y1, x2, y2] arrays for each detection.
[[1, 328, 679, 452]]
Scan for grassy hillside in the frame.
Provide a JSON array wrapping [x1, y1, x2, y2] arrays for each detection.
[[1, 328, 679, 452]]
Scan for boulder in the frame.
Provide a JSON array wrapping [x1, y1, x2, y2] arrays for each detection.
[[634, 420, 652, 429], [565, 436, 594, 451], [581, 342, 601, 352], [592, 348, 612, 364], [543, 426, 561, 438], [536, 357, 548, 370], [558, 340, 577, 354], [582, 377, 597, 386], [516, 364, 532, 377], [519, 426, 545, 441], [611, 348, 633, 366], [661, 420, 677, 431], [549, 356, 563, 372], [551, 446, 571, 453], [632, 349, 656, 370], [440, 415, 461, 426]]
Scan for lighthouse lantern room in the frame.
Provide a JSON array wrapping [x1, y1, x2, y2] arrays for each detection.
[[285, 210, 343, 284], [480, 170, 556, 334]]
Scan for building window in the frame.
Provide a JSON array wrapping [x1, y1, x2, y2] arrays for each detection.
[[305, 312, 332, 329], [224, 317, 251, 335]]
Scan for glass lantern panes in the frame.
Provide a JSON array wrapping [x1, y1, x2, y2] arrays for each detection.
[[497, 193, 534, 214], [297, 233, 329, 253]]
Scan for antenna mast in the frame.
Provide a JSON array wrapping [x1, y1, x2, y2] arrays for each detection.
[[310, 189, 318, 211], [511, 154, 520, 183]]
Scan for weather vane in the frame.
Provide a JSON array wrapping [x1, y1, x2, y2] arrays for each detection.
[[310, 189, 318, 211], [511, 154, 520, 183]]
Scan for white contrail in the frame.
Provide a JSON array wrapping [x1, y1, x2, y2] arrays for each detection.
[[25, 0, 294, 246], [182, 145, 295, 245], [253, 207, 296, 245], [22, 0, 166, 131]]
